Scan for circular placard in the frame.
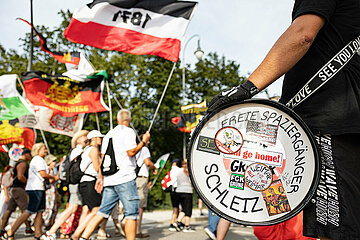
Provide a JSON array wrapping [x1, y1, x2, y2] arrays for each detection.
[[188, 99, 320, 225]]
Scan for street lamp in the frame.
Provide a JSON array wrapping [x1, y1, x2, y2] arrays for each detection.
[[182, 34, 204, 159]]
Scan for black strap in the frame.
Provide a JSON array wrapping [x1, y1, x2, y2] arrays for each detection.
[[286, 35, 360, 109]]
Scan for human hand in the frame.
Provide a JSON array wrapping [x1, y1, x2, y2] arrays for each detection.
[[152, 168, 158, 175], [147, 182, 153, 189], [207, 80, 259, 113], [95, 178, 104, 193], [142, 131, 150, 143]]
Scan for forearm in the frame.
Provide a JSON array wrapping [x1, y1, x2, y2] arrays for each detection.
[[127, 142, 145, 157]]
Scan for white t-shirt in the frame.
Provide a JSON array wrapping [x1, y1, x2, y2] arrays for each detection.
[[70, 145, 83, 161], [25, 156, 48, 191], [136, 146, 151, 178], [80, 146, 99, 182], [101, 125, 137, 187], [174, 168, 193, 193], [169, 165, 181, 189]]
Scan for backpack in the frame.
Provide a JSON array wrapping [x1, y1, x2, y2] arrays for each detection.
[[135, 149, 144, 176], [66, 152, 96, 185], [161, 171, 174, 192], [59, 151, 72, 182], [1, 167, 14, 188], [101, 138, 119, 176]]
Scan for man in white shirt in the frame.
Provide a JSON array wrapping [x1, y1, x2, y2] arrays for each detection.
[[80, 109, 150, 240], [135, 138, 157, 238]]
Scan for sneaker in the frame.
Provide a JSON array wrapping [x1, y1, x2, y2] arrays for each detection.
[[204, 227, 216, 240], [178, 221, 185, 230], [168, 224, 178, 232], [40, 231, 56, 240], [25, 227, 34, 236], [172, 222, 182, 232], [183, 226, 195, 233]]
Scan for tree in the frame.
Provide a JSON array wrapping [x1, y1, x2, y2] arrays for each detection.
[[0, 10, 248, 209]]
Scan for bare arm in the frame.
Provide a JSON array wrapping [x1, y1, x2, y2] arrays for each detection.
[[89, 147, 100, 172], [16, 162, 27, 184], [126, 131, 150, 157], [38, 170, 58, 181], [248, 14, 326, 91], [95, 154, 105, 193]]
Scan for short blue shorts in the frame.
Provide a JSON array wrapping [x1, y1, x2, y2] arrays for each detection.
[[97, 179, 139, 220], [26, 190, 45, 214]]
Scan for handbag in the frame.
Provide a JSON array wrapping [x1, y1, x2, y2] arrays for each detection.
[[44, 179, 51, 191]]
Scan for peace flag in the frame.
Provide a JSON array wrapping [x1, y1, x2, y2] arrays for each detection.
[[64, 0, 198, 62], [17, 18, 81, 66], [171, 100, 207, 133], [0, 74, 33, 121], [21, 71, 109, 117]]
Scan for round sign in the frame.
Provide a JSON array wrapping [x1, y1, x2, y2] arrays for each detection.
[[9, 147, 23, 161], [188, 99, 320, 225]]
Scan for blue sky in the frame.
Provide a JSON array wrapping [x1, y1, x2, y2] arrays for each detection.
[[0, 0, 294, 97]]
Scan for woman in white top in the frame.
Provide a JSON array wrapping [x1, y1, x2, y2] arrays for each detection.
[[173, 159, 195, 232], [71, 130, 103, 240], [4, 143, 58, 240]]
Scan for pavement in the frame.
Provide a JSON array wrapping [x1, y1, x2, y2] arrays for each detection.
[[9, 209, 258, 240]]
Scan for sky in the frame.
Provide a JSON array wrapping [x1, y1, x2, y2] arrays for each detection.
[[0, 0, 294, 98]]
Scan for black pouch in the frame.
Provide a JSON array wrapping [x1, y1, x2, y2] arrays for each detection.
[[101, 138, 119, 176]]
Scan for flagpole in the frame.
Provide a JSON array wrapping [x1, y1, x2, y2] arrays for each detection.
[[27, 0, 34, 71], [105, 80, 113, 130], [95, 112, 100, 131], [149, 158, 169, 190], [147, 62, 177, 133]]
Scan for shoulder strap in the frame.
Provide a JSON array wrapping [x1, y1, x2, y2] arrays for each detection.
[[286, 35, 360, 109]]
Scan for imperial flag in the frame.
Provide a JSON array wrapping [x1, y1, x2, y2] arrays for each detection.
[[64, 0, 198, 62], [171, 100, 207, 133], [21, 71, 109, 117], [17, 18, 81, 66], [0, 74, 33, 121]]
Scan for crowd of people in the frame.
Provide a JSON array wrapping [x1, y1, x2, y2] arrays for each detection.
[[0, 109, 198, 240]]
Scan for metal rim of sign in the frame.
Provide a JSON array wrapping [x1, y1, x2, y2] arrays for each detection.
[[187, 98, 320, 226]]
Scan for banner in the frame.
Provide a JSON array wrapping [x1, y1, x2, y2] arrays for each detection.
[[171, 100, 207, 133], [17, 18, 81, 66], [0, 119, 36, 150], [154, 153, 170, 169], [64, 0, 198, 62], [22, 70, 109, 117], [0, 74, 33, 121], [19, 106, 84, 137], [0, 145, 8, 153]]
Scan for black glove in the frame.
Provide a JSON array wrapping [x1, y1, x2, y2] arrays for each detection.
[[207, 80, 259, 113]]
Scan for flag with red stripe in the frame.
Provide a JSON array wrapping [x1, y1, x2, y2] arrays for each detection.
[[0, 119, 36, 150], [64, 0, 198, 62], [21, 70, 109, 117], [171, 100, 207, 133], [17, 18, 81, 65]]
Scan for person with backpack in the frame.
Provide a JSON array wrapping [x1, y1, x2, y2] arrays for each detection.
[[79, 109, 150, 240], [42, 130, 89, 240], [71, 130, 103, 240], [0, 149, 33, 237], [2, 143, 58, 240], [135, 136, 157, 239]]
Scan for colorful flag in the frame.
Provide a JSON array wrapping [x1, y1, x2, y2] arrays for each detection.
[[21, 70, 109, 117], [0, 74, 33, 121], [17, 18, 81, 66], [64, 0, 198, 62], [63, 52, 95, 81], [0, 119, 36, 150], [154, 153, 170, 169], [18, 106, 84, 137], [171, 100, 207, 133]]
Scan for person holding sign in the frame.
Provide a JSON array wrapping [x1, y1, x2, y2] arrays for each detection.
[[208, 0, 360, 239]]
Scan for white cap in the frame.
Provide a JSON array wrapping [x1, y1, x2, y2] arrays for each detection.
[[87, 130, 104, 140]]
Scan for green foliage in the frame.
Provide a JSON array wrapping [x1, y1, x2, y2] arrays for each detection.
[[0, 10, 248, 209]]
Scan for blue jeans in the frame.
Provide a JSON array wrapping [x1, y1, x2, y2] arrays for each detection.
[[207, 209, 221, 234], [26, 190, 45, 214], [97, 179, 139, 220]]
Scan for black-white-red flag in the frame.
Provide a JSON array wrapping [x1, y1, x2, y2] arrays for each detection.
[[64, 0, 198, 62]]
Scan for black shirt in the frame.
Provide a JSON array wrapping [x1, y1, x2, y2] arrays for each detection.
[[280, 0, 360, 135], [11, 161, 28, 188]]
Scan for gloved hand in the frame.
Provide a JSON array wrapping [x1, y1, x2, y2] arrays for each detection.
[[207, 80, 259, 113]]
